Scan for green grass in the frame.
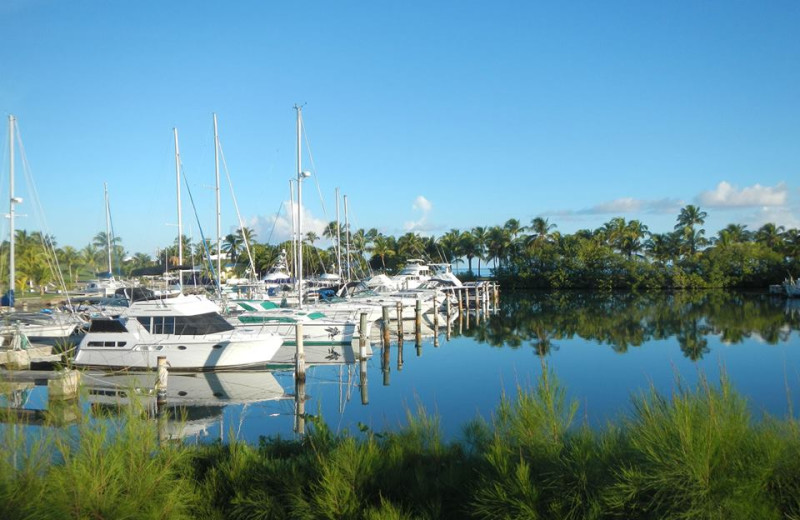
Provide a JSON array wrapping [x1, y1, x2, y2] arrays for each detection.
[[2, 368, 799, 519]]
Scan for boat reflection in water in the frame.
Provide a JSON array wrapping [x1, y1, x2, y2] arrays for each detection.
[[85, 370, 289, 441]]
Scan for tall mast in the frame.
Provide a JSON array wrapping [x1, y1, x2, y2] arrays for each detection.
[[344, 195, 350, 282], [213, 113, 221, 286], [289, 179, 296, 279], [8, 115, 16, 308], [336, 187, 342, 280], [173, 128, 183, 272], [295, 105, 304, 309], [104, 182, 112, 274]]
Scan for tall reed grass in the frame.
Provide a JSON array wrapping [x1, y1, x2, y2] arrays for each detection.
[[2, 367, 799, 519]]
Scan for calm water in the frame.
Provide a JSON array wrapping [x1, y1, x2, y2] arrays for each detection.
[[6, 291, 800, 443]]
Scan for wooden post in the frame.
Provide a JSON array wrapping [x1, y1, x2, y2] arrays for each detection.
[[494, 282, 500, 308], [397, 336, 404, 371], [445, 294, 452, 341], [476, 285, 482, 325], [465, 288, 471, 329], [415, 298, 422, 336], [359, 312, 368, 360], [396, 301, 404, 341], [295, 322, 305, 382], [359, 358, 368, 405], [433, 293, 439, 347], [414, 297, 422, 348], [295, 377, 306, 436], [382, 305, 391, 348], [382, 336, 390, 386], [433, 293, 439, 329]]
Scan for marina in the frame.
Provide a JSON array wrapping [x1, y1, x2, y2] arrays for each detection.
[[3, 289, 800, 444]]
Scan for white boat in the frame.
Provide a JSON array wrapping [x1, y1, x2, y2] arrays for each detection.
[[388, 259, 434, 290], [230, 307, 371, 345], [73, 292, 283, 371], [0, 310, 84, 343], [783, 276, 800, 298], [83, 271, 128, 298]]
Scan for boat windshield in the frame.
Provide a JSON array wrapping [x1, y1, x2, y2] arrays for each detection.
[[136, 312, 234, 335]]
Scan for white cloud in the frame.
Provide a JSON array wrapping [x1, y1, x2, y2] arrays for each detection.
[[412, 195, 432, 212], [743, 206, 800, 231], [574, 197, 683, 215], [404, 195, 433, 232], [589, 197, 642, 213], [245, 200, 329, 244], [697, 181, 787, 208]]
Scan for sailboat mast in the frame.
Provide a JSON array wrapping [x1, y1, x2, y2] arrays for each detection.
[[173, 128, 183, 271], [213, 113, 221, 286], [344, 195, 350, 282], [104, 183, 112, 274], [295, 105, 304, 309], [289, 180, 296, 280], [8, 115, 15, 308], [336, 187, 342, 280]]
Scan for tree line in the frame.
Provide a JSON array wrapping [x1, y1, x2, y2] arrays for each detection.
[[1, 204, 798, 293]]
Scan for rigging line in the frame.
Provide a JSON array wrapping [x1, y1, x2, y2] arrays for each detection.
[[106, 197, 122, 277], [14, 126, 74, 309], [299, 117, 329, 222], [180, 168, 220, 298], [217, 139, 257, 279], [265, 199, 285, 246]]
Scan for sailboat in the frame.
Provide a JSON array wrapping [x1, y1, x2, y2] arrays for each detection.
[[0, 115, 85, 343], [82, 183, 128, 297]]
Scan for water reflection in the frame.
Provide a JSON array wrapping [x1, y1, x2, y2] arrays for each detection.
[[459, 291, 799, 360], [85, 371, 290, 441]]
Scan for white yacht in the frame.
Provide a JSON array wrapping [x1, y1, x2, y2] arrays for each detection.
[[229, 305, 372, 366], [73, 292, 283, 371], [0, 308, 85, 344]]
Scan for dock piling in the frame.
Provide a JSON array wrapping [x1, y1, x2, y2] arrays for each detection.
[[359, 312, 368, 360], [295, 323, 305, 382], [382, 305, 391, 348]]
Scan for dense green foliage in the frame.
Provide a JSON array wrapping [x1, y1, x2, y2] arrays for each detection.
[[6, 204, 799, 293], [2, 369, 800, 519]]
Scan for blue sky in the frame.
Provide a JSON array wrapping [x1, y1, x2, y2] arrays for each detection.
[[1, 0, 798, 256]]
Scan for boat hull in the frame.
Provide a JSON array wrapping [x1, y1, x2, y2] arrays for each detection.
[[73, 333, 282, 371]]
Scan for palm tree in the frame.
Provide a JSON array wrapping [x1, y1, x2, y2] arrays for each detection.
[[525, 217, 557, 252], [486, 226, 511, 271], [754, 223, 785, 251], [459, 232, 478, 275], [221, 233, 243, 266], [396, 232, 425, 262], [323, 221, 339, 243], [371, 234, 395, 271], [471, 226, 488, 277], [92, 230, 123, 271], [675, 205, 708, 255], [645, 233, 676, 265], [715, 224, 750, 247], [80, 244, 99, 275], [619, 219, 649, 259], [58, 245, 81, 285], [437, 229, 463, 266], [529, 217, 556, 240]]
